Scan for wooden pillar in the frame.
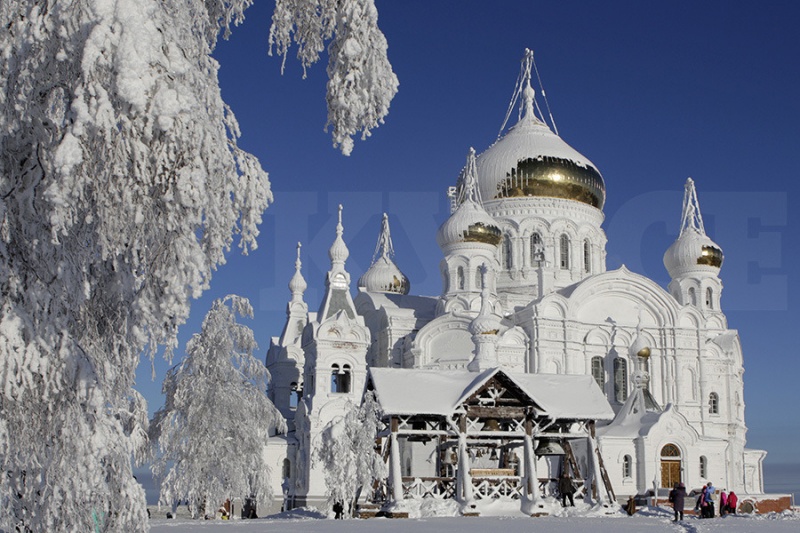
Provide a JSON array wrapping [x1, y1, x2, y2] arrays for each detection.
[[389, 417, 403, 502], [587, 422, 606, 505], [456, 414, 473, 503], [522, 413, 541, 512]]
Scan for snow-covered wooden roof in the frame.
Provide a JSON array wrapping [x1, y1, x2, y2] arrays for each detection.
[[369, 367, 614, 420]]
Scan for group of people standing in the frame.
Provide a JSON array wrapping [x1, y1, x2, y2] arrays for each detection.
[[669, 481, 738, 521]]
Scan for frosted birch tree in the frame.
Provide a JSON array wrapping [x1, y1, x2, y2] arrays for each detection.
[[149, 295, 285, 519], [317, 391, 386, 516], [0, 1, 395, 531]]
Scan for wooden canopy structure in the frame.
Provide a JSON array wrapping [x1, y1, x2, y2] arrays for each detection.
[[367, 368, 616, 513]]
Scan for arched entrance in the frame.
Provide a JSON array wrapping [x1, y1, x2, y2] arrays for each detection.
[[660, 444, 682, 488]]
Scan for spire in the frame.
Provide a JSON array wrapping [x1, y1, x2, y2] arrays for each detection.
[[289, 242, 307, 302], [498, 48, 552, 137], [373, 213, 395, 262], [679, 177, 706, 236], [319, 204, 356, 319], [457, 147, 483, 205], [329, 204, 349, 266]]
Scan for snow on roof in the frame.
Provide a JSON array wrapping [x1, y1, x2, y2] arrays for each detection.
[[369, 367, 614, 420], [355, 291, 437, 318]]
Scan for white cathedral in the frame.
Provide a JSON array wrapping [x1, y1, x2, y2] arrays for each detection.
[[263, 56, 776, 515]]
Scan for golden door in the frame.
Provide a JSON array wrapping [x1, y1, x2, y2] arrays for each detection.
[[661, 460, 681, 488]]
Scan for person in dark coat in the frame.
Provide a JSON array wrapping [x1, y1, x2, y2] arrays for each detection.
[[332, 500, 344, 519], [668, 482, 687, 521], [558, 472, 577, 507]]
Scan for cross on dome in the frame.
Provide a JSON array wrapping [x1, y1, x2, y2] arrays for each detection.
[[679, 177, 706, 236]]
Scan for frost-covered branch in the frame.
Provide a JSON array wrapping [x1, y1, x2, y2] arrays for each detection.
[[270, 0, 398, 155]]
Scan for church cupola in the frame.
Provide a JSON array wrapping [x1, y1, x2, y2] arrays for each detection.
[[663, 178, 724, 311], [437, 149, 502, 314], [318, 205, 358, 320], [465, 50, 608, 303], [474, 53, 605, 209], [358, 214, 410, 295]]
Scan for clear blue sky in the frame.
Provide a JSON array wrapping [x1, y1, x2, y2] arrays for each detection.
[[135, 1, 799, 465]]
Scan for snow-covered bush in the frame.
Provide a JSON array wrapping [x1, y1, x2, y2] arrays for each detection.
[[150, 295, 285, 518], [317, 391, 387, 515]]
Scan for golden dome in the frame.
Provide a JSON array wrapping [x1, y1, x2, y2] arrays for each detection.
[[358, 214, 410, 295], [475, 84, 605, 209], [436, 199, 502, 249]]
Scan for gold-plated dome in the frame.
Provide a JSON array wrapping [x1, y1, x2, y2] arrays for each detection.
[[494, 155, 605, 208], [475, 81, 606, 209], [698, 245, 723, 268]]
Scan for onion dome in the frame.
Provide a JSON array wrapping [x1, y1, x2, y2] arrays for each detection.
[[289, 242, 307, 298], [474, 54, 605, 209], [358, 214, 410, 295], [328, 204, 349, 265], [437, 149, 502, 249], [663, 178, 724, 278]]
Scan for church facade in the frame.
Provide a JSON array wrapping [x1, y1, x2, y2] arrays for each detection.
[[264, 57, 776, 514]]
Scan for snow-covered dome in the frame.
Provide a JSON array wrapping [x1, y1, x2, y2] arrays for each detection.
[[438, 149, 502, 250], [358, 214, 410, 295], [475, 84, 605, 209], [436, 198, 502, 250], [663, 228, 723, 278], [663, 178, 723, 278], [357, 256, 410, 295]]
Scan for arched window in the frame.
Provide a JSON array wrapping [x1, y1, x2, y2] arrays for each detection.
[[591, 356, 605, 391], [457, 266, 465, 290], [699, 456, 707, 479], [559, 234, 570, 270], [530, 232, 544, 266], [614, 358, 628, 403], [330, 364, 352, 394], [475, 268, 482, 290], [282, 458, 291, 479], [289, 382, 300, 409], [583, 239, 591, 273], [706, 287, 713, 309], [688, 287, 697, 306], [623, 455, 632, 478], [708, 392, 719, 414], [502, 235, 513, 269]]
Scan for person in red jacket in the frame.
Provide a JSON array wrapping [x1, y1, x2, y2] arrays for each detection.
[[727, 491, 738, 514]]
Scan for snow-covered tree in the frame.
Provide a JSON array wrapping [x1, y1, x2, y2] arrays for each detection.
[[0, 1, 394, 531], [317, 391, 387, 516], [270, 0, 399, 155], [149, 295, 285, 518]]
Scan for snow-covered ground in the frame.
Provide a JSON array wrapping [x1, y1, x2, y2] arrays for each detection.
[[149, 506, 798, 532]]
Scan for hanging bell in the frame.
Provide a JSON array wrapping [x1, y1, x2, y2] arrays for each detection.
[[534, 438, 566, 456]]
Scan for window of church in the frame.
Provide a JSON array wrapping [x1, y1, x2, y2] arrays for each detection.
[[583, 239, 591, 273], [591, 356, 605, 391], [503, 235, 513, 269], [708, 392, 719, 414], [559, 234, 570, 269], [457, 266, 465, 290], [282, 458, 291, 479], [614, 358, 628, 403], [623, 455, 632, 478], [475, 268, 482, 290], [330, 364, 352, 394], [688, 287, 697, 306], [706, 287, 713, 309], [700, 456, 707, 478], [289, 382, 300, 410], [530, 232, 543, 266]]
